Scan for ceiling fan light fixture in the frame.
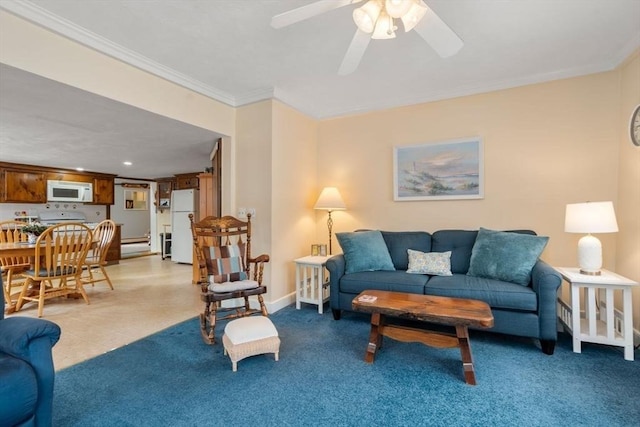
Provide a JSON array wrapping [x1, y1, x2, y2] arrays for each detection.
[[401, 0, 428, 32], [353, 0, 382, 34], [372, 10, 397, 39], [385, 0, 413, 18]]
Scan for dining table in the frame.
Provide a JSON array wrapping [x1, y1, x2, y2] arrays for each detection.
[[0, 240, 96, 314]]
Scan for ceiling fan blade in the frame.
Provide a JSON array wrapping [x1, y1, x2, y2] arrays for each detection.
[[271, 0, 360, 29], [413, 5, 463, 58], [338, 29, 371, 75]]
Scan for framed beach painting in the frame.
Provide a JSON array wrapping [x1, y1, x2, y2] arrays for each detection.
[[394, 137, 484, 201]]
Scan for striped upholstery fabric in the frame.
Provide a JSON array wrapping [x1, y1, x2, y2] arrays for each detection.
[[203, 244, 248, 283]]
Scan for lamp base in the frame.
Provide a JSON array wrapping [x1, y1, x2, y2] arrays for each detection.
[[579, 269, 601, 276], [577, 234, 602, 276]]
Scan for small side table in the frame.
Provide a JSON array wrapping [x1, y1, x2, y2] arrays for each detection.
[[294, 256, 330, 314], [556, 267, 638, 361]]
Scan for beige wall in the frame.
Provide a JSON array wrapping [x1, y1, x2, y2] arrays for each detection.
[[271, 101, 319, 308], [318, 72, 620, 269], [235, 100, 318, 310], [616, 51, 640, 329]]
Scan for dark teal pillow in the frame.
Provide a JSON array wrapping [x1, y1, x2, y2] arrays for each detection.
[[467, 228, 549, 286], [336, 231, 395, 274]]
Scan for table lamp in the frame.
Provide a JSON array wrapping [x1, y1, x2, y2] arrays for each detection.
[[314, 187, 346, 255], [564, 201, 618, 275]]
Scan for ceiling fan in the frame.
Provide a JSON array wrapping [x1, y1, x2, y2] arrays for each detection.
[[271, 0, 464, 75]]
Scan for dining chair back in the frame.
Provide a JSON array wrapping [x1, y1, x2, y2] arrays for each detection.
[[0, 220, 30, 312], [16, 223, 93, 317], [81, 219, 116, 290]]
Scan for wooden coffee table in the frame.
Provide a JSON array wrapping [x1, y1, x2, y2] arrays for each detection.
[[352, 290, 494, 385]]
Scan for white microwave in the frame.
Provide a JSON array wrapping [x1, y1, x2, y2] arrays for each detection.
[[47, 180, 93, 203]]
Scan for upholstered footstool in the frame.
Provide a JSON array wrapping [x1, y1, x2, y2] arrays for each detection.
[[222, 316, 280, 372]]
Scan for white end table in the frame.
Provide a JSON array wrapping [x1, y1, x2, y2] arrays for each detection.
[[294, 256, 330, 314], [556, 267, 638, 361]]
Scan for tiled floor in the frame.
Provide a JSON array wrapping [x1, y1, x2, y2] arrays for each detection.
[[6, 256, 201, 370]]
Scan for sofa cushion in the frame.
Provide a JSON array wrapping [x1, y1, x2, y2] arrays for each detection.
[[336, 231, 395, 274], [380, 231, 432, 270], [431, 230, 479, 274], [425, 274, 538, 311], [407, 250, 452, 276], [467, 228, 548, 286], [0, 354, 38, 426], [340, 270, 428, 294]]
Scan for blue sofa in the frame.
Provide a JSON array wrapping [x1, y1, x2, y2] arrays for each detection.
[[326, 230, 563, 354], [0, 275, 61, 427]]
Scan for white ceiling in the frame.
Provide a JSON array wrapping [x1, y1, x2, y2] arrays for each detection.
[[1, 0, 639, 179]]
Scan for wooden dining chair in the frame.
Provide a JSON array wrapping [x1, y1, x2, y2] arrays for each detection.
[[0, 220, 30, 312], [15, 223, 93, 317], [190, 213, 270, 344], [81, 219, 116, 290]]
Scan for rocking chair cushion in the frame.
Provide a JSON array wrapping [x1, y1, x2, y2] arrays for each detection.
[[208, 280, 259, 293], [203, 244, 248, 283]]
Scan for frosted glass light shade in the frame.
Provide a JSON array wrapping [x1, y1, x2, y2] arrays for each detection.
[[372, 12, 396, 39], [385, 0, 413, 18], [401, 0, 428, 32], [314, 187, 346, 211], [353, 0, 381, 34]]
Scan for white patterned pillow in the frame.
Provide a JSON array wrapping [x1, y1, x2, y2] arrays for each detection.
[[406, 249, 453, 276]]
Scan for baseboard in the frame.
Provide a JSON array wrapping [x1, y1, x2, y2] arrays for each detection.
[[236, 292, 296, 314]]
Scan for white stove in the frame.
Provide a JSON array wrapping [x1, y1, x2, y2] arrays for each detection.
[[38, 210, 87, 225]]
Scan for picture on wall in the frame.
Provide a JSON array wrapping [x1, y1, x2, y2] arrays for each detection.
[[394, 137, 483, 201]]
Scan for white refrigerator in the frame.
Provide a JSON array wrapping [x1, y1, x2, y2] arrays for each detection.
[[170, 189, 198, 264]]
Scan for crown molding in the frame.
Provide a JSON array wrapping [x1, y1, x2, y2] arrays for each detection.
[[312, 62, 615, 120], [0, 0, 243, 107]]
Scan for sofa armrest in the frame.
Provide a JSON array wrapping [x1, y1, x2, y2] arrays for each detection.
[[326, 254, 346, 310], [0, 317, 60, 362], [531, 259, 563, 340]]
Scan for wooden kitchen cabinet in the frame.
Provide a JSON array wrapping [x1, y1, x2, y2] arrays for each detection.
[[174, 173, 199, 190], [0, 162, 116, 205], [0, 168, 47, 203], [92, 177, 115, 205]]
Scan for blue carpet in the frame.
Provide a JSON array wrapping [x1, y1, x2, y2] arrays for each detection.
[[54, 305, 639, 426]]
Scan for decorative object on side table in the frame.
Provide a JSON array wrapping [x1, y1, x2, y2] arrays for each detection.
[[564, 201, 618, 275], [21, 222, 49, 243], [314, 187, 346, 255]]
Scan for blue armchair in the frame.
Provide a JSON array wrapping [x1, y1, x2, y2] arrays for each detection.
[[0, 275, 61, 427]]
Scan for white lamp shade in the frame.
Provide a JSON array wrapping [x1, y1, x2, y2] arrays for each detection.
[[314, 187, 346, 211], [564, 201, 618, 234]]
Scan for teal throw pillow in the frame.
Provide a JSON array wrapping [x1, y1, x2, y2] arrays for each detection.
[[467, 228, 549, 286], [336, 230, 395, 274]]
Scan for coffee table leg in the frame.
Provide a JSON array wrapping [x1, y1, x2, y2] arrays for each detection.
[[455, 325, 477, 385], [365, 312, 383, 363]]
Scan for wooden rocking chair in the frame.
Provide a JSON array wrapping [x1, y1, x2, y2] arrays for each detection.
[[189, 213, 269, 345]]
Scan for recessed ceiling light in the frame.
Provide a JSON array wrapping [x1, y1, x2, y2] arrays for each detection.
[[76, 167, 84, 171], [123, 161, 132, 166]]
